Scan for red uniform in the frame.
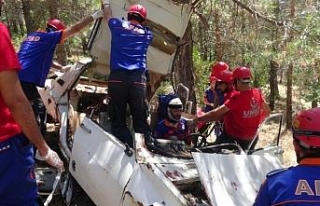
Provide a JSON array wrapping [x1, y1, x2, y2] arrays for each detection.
[[224, 88, 265, 140], [0, 22, 22, 142]]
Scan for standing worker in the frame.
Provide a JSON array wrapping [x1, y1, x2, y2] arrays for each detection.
[[17, 9, 104, 137], [254, 107, 320, 205], [102, 1, 153, 147], [190, 66, 271, 150], [203, 61, 229, 111], [0, 0, 64, 205]]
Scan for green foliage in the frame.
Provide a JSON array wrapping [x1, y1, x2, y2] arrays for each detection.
[[190, 0, 320, 107], [11, 35, 25, 51], [193, 48, 212, 107], [5, 0, 100, 58]]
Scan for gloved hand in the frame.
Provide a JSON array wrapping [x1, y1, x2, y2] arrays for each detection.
[[36, 149, 65, 173], [91, 10, 104, 21]]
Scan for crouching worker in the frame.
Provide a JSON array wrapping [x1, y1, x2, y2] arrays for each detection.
[[254, 107, 320, 206], [153, 97, 191, 144]]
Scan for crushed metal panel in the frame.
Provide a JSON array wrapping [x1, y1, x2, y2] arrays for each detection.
[[70, 117, 135, 205], [88, 0, 193, 75], [155, 162, 199, 184], [124, 163, 190, 205], [192, 153, 283, 206]]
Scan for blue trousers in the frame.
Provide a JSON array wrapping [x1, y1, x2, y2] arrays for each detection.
[[0, 134, 39, 206]]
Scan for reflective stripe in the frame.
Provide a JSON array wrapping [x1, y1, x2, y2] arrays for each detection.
[[0, 145, 10, 152]]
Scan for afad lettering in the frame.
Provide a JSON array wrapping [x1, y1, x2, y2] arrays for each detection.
[[295, 180, 320, 196], [24, 35, 41, 42]]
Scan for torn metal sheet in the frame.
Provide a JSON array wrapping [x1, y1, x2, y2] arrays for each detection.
[[192, 153, 283, 206]]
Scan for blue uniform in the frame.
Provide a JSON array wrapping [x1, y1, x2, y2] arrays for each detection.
[[203, 87, 224, 112], [153, 119, 189, 140], [18, 30, 63, 87], [109, 18, 152, 71], [254, 158, 320, 206], [17, 30, 62, 137], [108, 18, 153, 147]]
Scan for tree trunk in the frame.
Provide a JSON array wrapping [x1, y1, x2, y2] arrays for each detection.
[[286, 62, 293, 129], [46, 0, 58, 18], [213, 8, 222, 61], [173, 21, 196, 113], [285, 0, 295, 129], [21, 0, 36, 33], [269, 60, 279, 111], [46, 0, 68, 65]]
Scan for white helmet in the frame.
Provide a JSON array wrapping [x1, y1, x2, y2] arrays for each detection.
[[167, 97, 183, 122]]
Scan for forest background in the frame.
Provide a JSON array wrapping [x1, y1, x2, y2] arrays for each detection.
[[2, 0, 320, 156]]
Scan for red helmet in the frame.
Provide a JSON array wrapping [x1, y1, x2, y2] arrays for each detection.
[[128, 4, 147, 20], [211, 62, 229, 77], [292, 107, 320, 148], [47, 19, 66, 31], [232, 66, 252, 80], [215, 70, 233, 83], [209, 75, 216, 83]]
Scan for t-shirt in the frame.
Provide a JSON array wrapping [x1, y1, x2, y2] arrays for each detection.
[[254, 158, 320, 206], [203, 87, 224, 112], [203, 87, 215, 112], [18, 30, 63, 87], [153, 118, 189, 140], [108, 18, 153, 71], [0, 22, 22, 141], [224, 88, 265, 140]]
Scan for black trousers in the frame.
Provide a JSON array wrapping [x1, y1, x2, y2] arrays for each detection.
[[108, 70, 151, 147], [20, 81, 47, 137]]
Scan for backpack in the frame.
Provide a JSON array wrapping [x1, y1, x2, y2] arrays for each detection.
[[157, 93, 179, 121]]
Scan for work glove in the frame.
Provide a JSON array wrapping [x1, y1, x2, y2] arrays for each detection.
[[36, 149, 65, 173], [91, 10, 104, 21]]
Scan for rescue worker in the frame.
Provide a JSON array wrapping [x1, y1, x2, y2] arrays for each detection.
[[153, 97, 190, 140], [102, 1, 153, 147], [0, 0, 64, 204], [210, 61, 229, 79], [214, 69, 237, 104], [190, 66, 271, 150], [254, 107, 320, 205], [17, 10, 104, 137], [203, 61, 229, 111], [202, 76, 218, 112]]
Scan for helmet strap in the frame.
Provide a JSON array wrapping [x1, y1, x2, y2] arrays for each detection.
[[128, 13, 145, 23], [46, 26, 58, 32]]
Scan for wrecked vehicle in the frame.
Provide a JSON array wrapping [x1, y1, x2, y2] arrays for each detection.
[[37, 0, 285, 205]]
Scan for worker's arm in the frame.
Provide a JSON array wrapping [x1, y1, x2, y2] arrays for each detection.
[[102, 0, 113, 22], [63, 10, 104, 39], [0, 70, 64, 171], [193, 104, 229, 123], [203, 94, 214, 107]]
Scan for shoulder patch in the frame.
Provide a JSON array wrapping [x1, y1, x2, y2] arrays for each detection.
[[266, 168, 288, 178]]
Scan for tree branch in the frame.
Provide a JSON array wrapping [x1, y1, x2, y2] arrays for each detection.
[[231, 0, 284, 26]]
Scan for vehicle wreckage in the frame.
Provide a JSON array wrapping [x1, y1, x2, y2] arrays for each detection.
[[37, 0, 285, 205]]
